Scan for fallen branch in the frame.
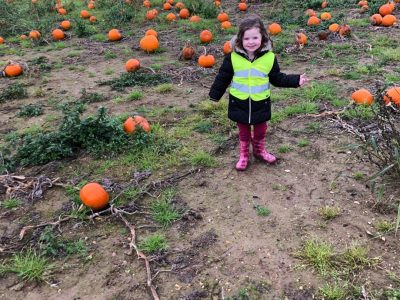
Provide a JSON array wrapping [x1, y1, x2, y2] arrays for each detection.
[[19, 216, 74, 240], [117, 213, 160, 300]]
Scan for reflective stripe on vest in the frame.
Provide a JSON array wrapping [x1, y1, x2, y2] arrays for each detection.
[[230, 51, 275, 101]]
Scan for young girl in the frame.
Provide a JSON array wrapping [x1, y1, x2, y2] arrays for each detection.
[[209, 14, 309, 171]]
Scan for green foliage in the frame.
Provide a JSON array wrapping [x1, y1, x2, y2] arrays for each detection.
[[1, 198, 23, 209], [297, 139, 310, 147], [319, 206, 340, 220], [183, 0, 218, 19], [0, 83, 27, 102], [298, 239, 334, 275], [100, 71, 172, 91], [139, 234, 168, 254], [193, 121, 213, 133], [8, 250, 51, 281], [6, 107, 141, 168], [96, 0, 139, 28], [190, 150, 216, 167], [0, 0, 59, 37], [79, 88, 106, 103], [278, 144, 292, 153], [254, 205, 271, 217], [39, 227, 88, 258], [30, 56, 52, 71], [155, 83, 174, 94], [151, 188, 181, 227], [73, 17, 93, 38], [127, 90, 143, 101], [17, 104, 43, 118], [104, 50, 117, 60], [319, 283, 347, 300]]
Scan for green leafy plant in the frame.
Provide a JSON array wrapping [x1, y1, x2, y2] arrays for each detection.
[[8, 250, 51, 281], [254, 205, 271, 217], [151, 188, 181, 227], [319, 206, 340, 220], [0, 83, 27, 102], [1, 198, 23, 209], [17, 104, 43, 118], [100, 71, 171, 91]]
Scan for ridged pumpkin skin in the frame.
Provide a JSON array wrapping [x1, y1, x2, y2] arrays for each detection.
[[198, 55, 215, 68], [108, 29, 122, 41], [296, 33, 307, 45], [139, 35, 159, 53], [370, 14, 382, 26], [80, 183, 109, 210], [328, 23, 340, 32], [52, 29, 65, 40], [123, 116, 151, 134], [4, 64, 23, 77], [383, 87, 400, 106], [351, 89, 373, 105], [307, 16, 321, 26], [125, 59, 140, 72], [60, 20, 71, 30], [268, 23, 282, 35], [223, 41, 232, 54], [199, 30, 213, 43], [381, 14, 396, 27]]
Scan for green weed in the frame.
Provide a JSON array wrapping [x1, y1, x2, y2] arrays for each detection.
[[319, 283, 347, 300], [278, 144, 292, 153], [319, 206, 340, 220], [150, 188, 181, 227], [297, 139, 310, 147], [139, 234, 168, 254], [254, 205, 271, 217], [375, 219, 395, 233], [353, 172, 364, 181], [101, 71, 171, 91], [190, 150, 216, 167], [296, 239, 334, 275], [155, 83, 174, 94], [17, 104, 43, 118], [1, 198, 23, 209], [104, 50, 117, 60], [9, 250, 51, 281], [127, 90, 143, 101], [0, 83, 27, 102]]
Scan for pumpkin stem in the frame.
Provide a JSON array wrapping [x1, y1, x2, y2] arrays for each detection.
[[203, 46, 207, 56]]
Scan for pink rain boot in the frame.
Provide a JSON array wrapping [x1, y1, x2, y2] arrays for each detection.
[[252, 137, 277, 164], [235, 140, 250, 171]]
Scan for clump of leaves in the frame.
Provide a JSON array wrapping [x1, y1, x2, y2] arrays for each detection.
[[0, 83, 27, 102], [8, 107, 141, 168], [79, 88, 106, 103], [30, 56, 52, 71], [184, 0, 218, 18], [17, 104, 43, 118], [100, 71, 171, 91]]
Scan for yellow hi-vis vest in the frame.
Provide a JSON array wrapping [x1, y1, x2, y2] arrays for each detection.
[[230, 51, 275, 101]]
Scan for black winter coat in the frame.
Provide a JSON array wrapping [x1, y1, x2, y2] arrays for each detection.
[[209, 50, 300, 125]]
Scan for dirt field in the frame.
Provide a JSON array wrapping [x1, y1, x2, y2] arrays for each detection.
[[1, 0, 400, 299]]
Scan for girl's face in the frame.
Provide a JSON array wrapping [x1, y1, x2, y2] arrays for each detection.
[[242, 27, 262, 55]]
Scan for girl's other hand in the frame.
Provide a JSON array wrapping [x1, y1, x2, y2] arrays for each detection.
[[299, 73, 309, 86]]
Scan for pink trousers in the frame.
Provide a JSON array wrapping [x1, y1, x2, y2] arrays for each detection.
[[237, 122, 267, 142]]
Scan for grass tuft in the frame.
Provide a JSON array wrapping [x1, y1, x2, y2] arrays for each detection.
[[139, 234, 168, 254]]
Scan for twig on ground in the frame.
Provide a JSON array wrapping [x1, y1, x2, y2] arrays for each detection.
[[19, 216, 74, 240]]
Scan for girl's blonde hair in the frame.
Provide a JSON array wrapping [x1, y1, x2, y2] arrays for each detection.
[[235, 14, 271, 53]]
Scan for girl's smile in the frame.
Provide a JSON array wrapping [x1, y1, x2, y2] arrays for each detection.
[[242, 27, 262, 55]]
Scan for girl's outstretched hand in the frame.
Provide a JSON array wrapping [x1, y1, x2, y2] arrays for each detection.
[[299, 73, 309, 86]]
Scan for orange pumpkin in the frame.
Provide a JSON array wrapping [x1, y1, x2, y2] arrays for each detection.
[[179, 8, 190, 19], [88, 2, 95, 9], [20, 34, 28, 40], [379, 4, 393, 16], [0, 37, 4, 44], [198, 54, 215, 68], [29, 30, 41, 40], [80, 10, 90, 19], [214, 0, 221, 7], [370, 14, 382, 25], [182, 45, 195, 60], [305, 9, 316, 17], [175, 2, 185, 9], [166, 0, 174, 4], [223, 41, 232, 55], [358, 0, 367, 7], [383, 87, 400, 106], [307, 16, 321, 26], [58, 8, 67, 15], [238, 2, 247, 11], [3, 64, 23, 77], [125, 59, 140, 72], [268, 23, 282, 35], [320, 12, 332, 20], [52, 29, 65, 40], [143, 0, 151, 7], [166, 13, 176, 21], [123, 116, 151, 133], [108, 29, 122, 41], [328, 23, 340, 32], [146, 9, 158, 20], [89, 16, 97, 23], [139, 35, 159, 53], [199, 30, 213, 43], [295, 32, 307, 45], [79, 183, 109, 210], [60, 20, 71, 30], [163, 2, 172, 10], [338, 24, 351, 36], [381, 14, 396, 26], [351, 89, 373, 105], [145, 29, 157, 37], [217, 12, 229, 22], [221, 21, 232, 29], [189, 15, 201, 22], [321, 0, 328, 8]]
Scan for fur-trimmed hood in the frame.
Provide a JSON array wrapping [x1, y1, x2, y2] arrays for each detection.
[[229, 35, 272, 56]]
